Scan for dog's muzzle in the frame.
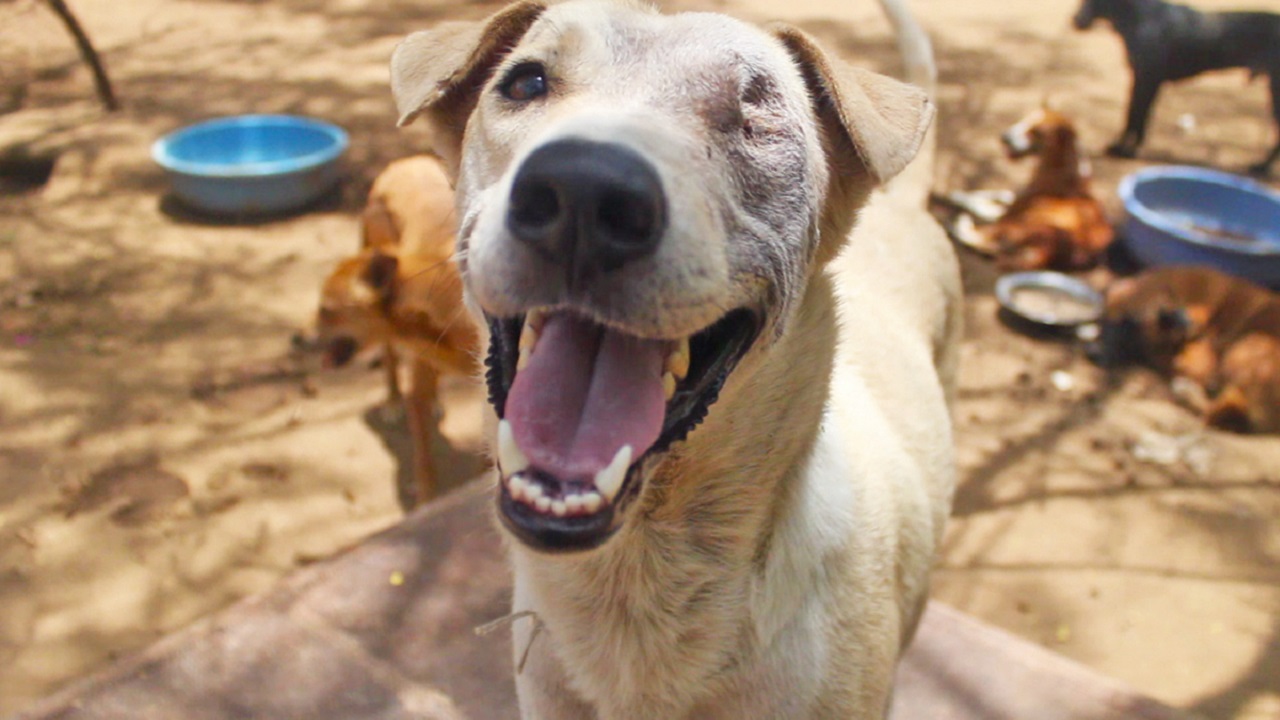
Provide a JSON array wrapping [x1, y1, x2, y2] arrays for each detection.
[[482, 138, 761, 552]]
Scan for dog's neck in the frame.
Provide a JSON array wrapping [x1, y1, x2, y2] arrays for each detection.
[[1023, 135, 1091, 200], [508, 273, 838, 715], [1102, 0, 1168, 41]]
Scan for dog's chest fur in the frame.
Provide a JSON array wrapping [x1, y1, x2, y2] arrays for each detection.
[[510, 425, 862, 719]]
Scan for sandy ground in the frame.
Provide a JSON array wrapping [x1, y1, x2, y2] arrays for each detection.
[[1, 0, 1277, 717]]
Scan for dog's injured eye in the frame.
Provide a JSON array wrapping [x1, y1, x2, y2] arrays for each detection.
[[499, 62, 549, 102]]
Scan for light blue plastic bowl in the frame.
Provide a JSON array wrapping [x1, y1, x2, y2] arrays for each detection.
[[1119, 166, 1280, 289], [152, 114, 349, 216]]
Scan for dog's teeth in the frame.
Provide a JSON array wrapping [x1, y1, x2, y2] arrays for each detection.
[[527, 308, 547, 331], [535, 496, 552, 513], [509, 473, 527, 501], [517, 348, 532, 372], [581, 492, 602, 514], [497, 420, 530, 476], [565, 494, 585, 514], [594, 445, 631, 502], [551, 500, 567, 517], [525, 483, 543, 500], [663, 372, 677, 400], [667, 338, 690, 380]]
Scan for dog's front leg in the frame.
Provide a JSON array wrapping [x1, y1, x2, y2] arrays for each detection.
[[1109, 72, 1162, 157]]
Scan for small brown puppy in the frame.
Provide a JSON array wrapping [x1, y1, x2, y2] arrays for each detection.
[[1090, 266, 1280, 433], [949, 106, 1114, 270], [317, 156, 480, 504]]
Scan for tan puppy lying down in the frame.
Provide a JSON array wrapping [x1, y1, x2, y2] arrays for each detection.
[[391, 0, 961, 716]]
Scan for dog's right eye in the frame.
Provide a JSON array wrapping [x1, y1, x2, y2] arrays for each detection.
[[499, 62, 549, 102]]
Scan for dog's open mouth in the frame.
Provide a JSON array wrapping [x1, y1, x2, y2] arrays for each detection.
[[486, 308, 760, 552]]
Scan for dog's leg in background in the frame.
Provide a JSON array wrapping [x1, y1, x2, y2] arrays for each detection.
[[383, 343, 402, 404], [1109, 73, 1161, 157], [405, 357, 440, 505]]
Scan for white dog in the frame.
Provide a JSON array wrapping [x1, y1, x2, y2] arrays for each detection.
[[391, 0, 961, 716]]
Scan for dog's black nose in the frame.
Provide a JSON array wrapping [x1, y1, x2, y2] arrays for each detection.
[[507, 139, 666, 283]]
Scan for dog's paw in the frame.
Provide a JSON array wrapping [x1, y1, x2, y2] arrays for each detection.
[[1105, 142, 1137, 159]]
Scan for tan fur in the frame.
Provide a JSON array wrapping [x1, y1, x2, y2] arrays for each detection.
[[316, 156, 480, 504], [391, 1, 961, 716], [1100, 266, 1280, 433], [989, 107, 1114, 270]]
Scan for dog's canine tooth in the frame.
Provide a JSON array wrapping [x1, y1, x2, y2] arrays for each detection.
[[667, 338, 690, 380], [517, 348, 532, 372], [535, 496, 552, 513], [519, 319, 539, 352], [497, 420, 530, 476], [551, 500, 568, 517], [581, 492, 602, 514], [594, 445, 631, 501], [526, 308, 547, 331], [663, 372, 677, 400]]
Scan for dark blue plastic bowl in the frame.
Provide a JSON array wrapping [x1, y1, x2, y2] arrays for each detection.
[[153, 115, 348, 216], [1119, 166, 1280, 289]]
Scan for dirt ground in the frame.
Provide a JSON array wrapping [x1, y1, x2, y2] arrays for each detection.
[[1, 0, 1277, 717]]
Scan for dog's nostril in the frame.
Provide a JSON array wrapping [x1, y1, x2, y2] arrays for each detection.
[[511, 181, 561, 231], [598, 188, 659, 244]]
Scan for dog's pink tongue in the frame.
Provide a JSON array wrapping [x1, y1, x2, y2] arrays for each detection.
[[506, 314, 666, 481]]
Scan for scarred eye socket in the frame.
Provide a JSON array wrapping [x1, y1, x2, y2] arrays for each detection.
[[499, 62, 548, 102]]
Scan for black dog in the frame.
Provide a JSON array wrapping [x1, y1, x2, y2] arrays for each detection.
[[1073, 0, 1280, 175]]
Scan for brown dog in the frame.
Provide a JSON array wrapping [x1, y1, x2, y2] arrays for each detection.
[[317, 156, 480, 505], [1090, 265, 1280, 433], [948, 106, 1114, 271]]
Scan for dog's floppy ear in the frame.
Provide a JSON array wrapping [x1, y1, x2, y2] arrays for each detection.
[[771, 24, 933, 186], [391, 1, 547, 169]]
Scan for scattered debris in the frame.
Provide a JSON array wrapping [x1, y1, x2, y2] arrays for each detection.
[[1050, 370, 1076, 393], [1130, 431, 1214, 476]]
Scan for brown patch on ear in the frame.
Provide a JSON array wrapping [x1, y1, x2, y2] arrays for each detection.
[[363, 251, 400, 304], [770, 24, 933, 185], [391, 1, 547, 169]]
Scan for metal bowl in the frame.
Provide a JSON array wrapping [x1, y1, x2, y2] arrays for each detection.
[[995, 271, 1104, 332], [1118, 166, 1280, 289], [153, 114, 348, 216]]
